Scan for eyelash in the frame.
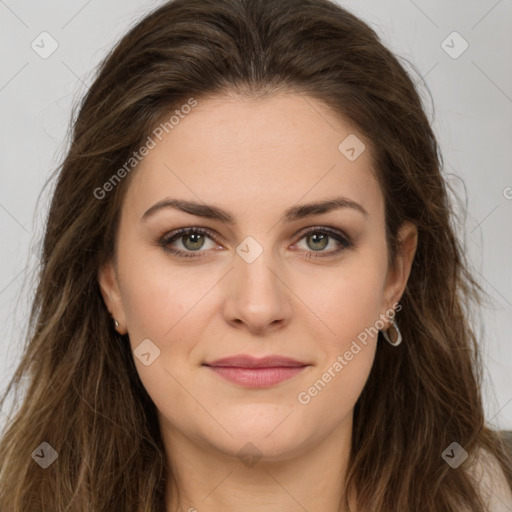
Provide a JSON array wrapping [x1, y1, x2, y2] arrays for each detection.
[[158, 226, 354, 260]]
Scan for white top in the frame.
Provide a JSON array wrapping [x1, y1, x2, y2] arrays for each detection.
[[469, 447, 512, 511]]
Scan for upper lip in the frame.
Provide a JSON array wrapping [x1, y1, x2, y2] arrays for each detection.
[[203, 355, 309, 368]]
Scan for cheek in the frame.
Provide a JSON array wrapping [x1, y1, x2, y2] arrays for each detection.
[[297, 259, 386, 347], [292, 253, 385, 412], [116, 246, 218, 391], [117, 261, 203, 421], [296, 271, 383, 421], [121, 275, 177, 340], [117, 241, 208, 340], [296, 343, 376, 436]]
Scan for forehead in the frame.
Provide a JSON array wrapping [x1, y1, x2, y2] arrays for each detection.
[[122, 93, 383, 226]]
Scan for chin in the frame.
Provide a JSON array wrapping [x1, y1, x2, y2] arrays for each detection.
[[207, 423, 312, 462]]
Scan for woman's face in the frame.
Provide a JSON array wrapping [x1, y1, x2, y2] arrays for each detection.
[[99, 93, 417, 461]]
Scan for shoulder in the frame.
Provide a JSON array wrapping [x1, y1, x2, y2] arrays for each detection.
[[467, 446, 512, 511]]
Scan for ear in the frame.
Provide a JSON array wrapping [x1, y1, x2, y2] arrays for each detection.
[[381, 221, 418, 322], [98, 260, 127, 334]]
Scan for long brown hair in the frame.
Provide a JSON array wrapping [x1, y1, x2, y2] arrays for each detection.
[[1, 0, 510, 510]]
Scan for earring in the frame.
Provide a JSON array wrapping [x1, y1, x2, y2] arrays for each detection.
[[113, 318, 119, 328], [382, 318, 402, 347]]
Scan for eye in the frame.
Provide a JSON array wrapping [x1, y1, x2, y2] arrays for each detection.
[[158, 226, 353, 259], [293, 226, 353, 259], [159, 227, 219, 258]]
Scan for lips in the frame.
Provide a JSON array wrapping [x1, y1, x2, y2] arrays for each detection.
[[203, 354, 308, 368], [203, 355, 310, 388]]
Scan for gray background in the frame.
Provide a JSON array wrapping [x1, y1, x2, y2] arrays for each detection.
[[1, 0, 511, 430]]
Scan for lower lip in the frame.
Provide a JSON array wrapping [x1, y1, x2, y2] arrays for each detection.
[[205, 365, 307, 388]]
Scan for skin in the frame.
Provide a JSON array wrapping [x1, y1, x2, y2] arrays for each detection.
[[98, 92, 418, 512]]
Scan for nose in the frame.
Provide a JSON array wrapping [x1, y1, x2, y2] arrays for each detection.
[[222, 243, 292, 336]]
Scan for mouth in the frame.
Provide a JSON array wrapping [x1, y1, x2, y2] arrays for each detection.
[[202, 354, 310, 388]]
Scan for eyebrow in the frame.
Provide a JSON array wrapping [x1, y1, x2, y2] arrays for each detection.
[[141, 196, 369, 224]]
